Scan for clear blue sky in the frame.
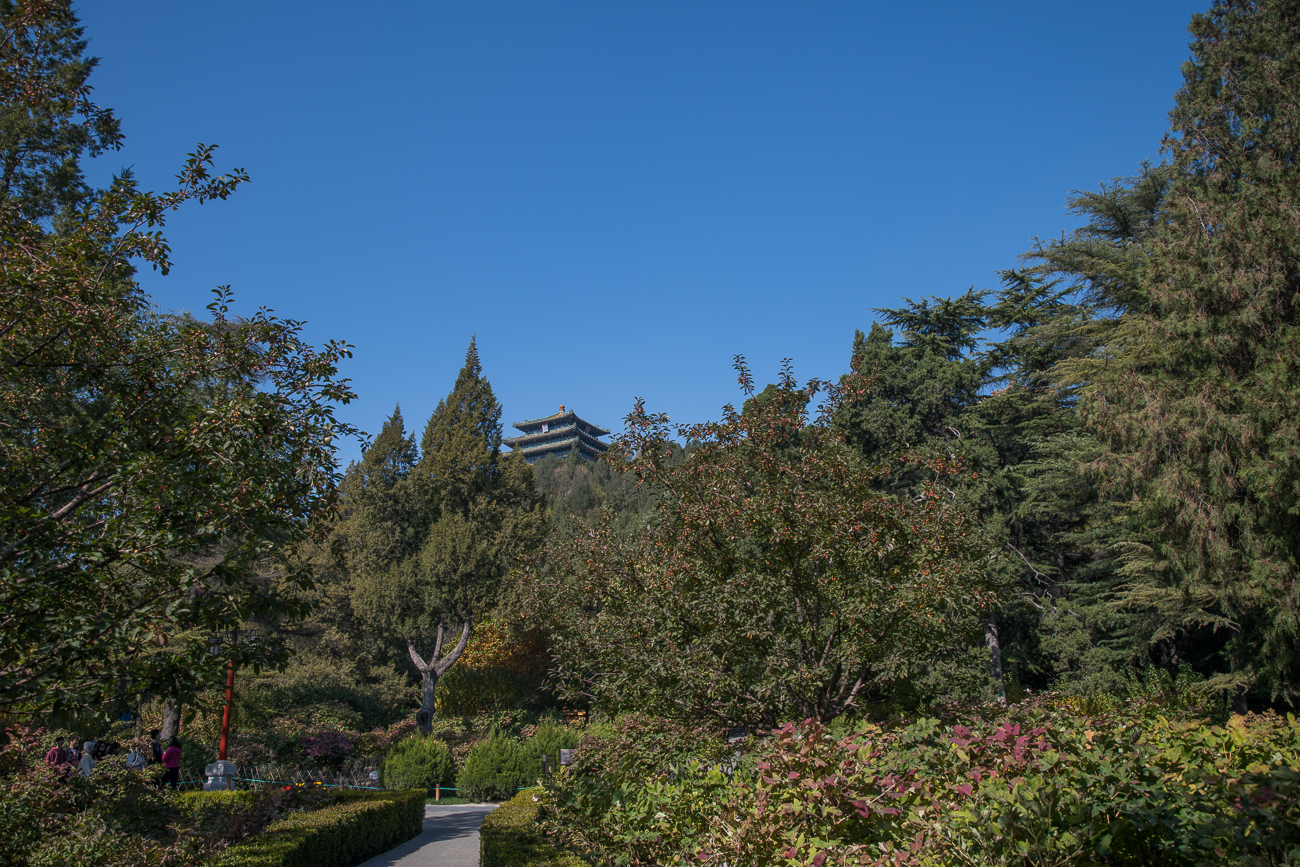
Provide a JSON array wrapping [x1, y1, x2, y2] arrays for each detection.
[[77, 1, 1204, 466]]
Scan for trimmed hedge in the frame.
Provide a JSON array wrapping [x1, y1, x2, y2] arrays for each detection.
[[175, 789, 264, 822], [210, 790, 424, 867], [481, 788, 585, 867]]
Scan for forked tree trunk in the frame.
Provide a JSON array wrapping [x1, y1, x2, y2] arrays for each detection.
[[408, 616, 472, 735], [985, 612, 1006, 704]]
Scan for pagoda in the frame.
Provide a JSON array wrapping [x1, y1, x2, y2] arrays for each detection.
[[504, 405, 610, 463]]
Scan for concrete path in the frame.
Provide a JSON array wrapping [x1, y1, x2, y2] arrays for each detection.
[[357, 803, 498, 867]]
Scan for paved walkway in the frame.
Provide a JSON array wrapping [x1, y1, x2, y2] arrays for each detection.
[[357, 803, 498, 867]]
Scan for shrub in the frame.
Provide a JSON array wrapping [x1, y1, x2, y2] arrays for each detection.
[[457, 733, 528, 802], [79, 755, 177, 840], [536, 713, 736, 864], [569, 713, 727, 779], [697, 703, 1300, 867], [435, 663, 538, 716], [210, 790, 424, 867], [379, 734, 454, 792], [302, 731, 355, 767], [538, 701, 1300, 866], [177, 733, 214, 775], [481, 788, 585, 867], [520, 719, 582, 779]]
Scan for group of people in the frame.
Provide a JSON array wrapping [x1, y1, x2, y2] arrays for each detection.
[[43, 729, 185, 789]]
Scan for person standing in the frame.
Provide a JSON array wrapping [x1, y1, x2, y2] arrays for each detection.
[[160, 737, 183, 790], [149, 729, 163, 766], [77, 740, 97, 777], [44, 737, 67, 767], [125, 739, 149, 771]]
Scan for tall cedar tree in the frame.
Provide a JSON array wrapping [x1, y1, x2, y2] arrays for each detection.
[[1080, 0, 1300, 705], [1006, 168, 1178, 691], [349, 340, 545, 733]]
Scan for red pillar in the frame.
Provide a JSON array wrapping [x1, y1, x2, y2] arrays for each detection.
[[218, 659, 234, 761]]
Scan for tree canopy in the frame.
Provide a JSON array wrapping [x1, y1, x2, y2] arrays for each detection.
[[0, 1, 359, 718], [526, 359, 1001, 727], [345, 340, 546, 732]]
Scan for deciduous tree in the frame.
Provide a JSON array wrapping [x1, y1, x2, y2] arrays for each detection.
[[0, 3, 359, 717], [527, 359, 1000, 727]]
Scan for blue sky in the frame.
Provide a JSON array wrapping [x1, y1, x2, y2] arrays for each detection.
[[77, 1, 1205, 466]]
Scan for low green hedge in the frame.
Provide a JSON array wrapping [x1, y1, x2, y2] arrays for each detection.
[[210, 790, 424, 867], [481, 788, 585, 867], [175, 789, 264, 823]]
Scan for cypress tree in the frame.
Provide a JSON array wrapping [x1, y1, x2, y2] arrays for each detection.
[[335, 405, 421, 580], [349, 340, 545, 732]]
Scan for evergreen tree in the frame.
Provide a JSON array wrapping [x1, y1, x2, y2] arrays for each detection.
[[995, 167, 1180, 693], [0, 0, 123, 224], [1077, 0, 1300, 706], [349, 340, 546, 733], [334, 405, 422, 580]]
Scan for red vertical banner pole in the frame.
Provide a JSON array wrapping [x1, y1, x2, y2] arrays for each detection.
[[218, 660, 234, 760]]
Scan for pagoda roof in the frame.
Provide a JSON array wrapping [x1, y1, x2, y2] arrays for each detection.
[[505, 433, 605, 454], [510, 406, 610, 437]]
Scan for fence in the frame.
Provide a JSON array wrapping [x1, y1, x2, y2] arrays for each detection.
[[175, 760, 383, 793]]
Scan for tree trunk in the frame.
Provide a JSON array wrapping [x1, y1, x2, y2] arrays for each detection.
[[984, 612, 1006, 704], [408, 616, 472, 735], [160, 696, 182, 743]]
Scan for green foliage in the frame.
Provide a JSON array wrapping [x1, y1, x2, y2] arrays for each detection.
[[540, 700, 1300, 866], [342, 341, 548, 727], [379, 734, 454, 791], [434, 663, 539, 717], [529, 359, 1001, 727], [2, 724, 406, 867], [480, 788, 585, 867], [210, 790, 425, 867], [0, 2, 359, 718], [456, 732, 530, 802], [530, 448, 666, 541], [565, 714, 728, 780], [0, 756, 178, 867], [1060, 0, 1300, 704], [0, 0, 122, 224], [520, 718, 582, 778], [539, 715, 735, 865]]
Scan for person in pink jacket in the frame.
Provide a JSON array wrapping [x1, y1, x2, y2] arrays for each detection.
[[160, 737, 183, 790]]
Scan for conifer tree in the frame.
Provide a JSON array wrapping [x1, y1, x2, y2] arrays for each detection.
[[349, 340, 545, 732], [1080, 0, 1300, 705], [334, 405, 422, 580], [0, 0, 123, 224], [997, 168, 1175, 692], [833, 292, 1006, 700]]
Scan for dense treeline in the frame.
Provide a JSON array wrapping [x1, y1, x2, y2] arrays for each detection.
[[5, 0, 1299, 746]]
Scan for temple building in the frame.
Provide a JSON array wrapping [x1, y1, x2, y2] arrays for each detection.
[[504, 405, 610, 463]]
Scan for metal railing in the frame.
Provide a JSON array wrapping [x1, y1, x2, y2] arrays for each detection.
[[175, 761, 383, 792]]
